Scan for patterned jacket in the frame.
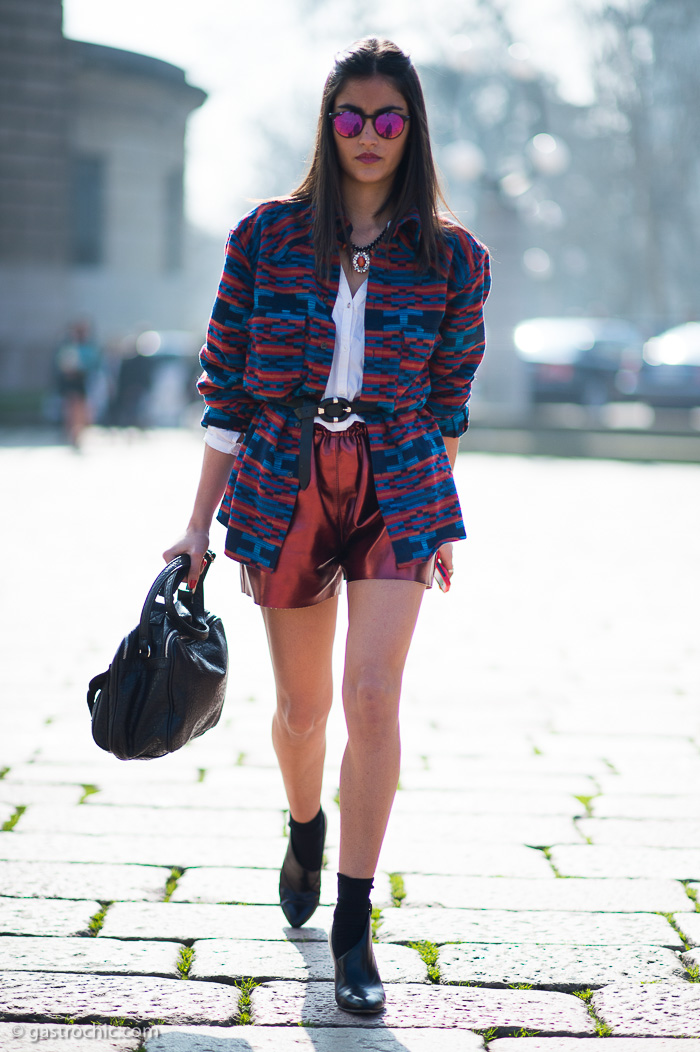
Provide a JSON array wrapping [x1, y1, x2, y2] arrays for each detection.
[[198, 197, 490, 571]]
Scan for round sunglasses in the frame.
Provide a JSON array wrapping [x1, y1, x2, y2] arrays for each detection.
[[329, 109, 410, 140]]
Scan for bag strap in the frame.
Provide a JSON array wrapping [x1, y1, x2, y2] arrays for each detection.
[[138, 551, 215, 656]]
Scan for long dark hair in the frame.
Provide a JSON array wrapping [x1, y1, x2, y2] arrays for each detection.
[[291, 37, 446, 274]]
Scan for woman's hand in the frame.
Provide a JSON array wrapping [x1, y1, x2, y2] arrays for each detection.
[[163, 527, 210, 591]]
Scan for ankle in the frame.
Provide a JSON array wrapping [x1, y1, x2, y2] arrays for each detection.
[[331, 872, 374, 958]]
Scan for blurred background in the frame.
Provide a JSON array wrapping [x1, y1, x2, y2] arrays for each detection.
[[1, 0, 699, 453]]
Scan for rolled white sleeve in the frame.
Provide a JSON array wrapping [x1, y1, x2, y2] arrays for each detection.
[[204, 426, 242, 455]]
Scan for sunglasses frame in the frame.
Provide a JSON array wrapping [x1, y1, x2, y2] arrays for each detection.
[[329, 109, 410, 140]]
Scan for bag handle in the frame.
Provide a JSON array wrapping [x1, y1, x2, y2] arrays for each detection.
[[138, 551, 215, 656]]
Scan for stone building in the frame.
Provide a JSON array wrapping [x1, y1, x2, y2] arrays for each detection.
[[0, 0, 206, 416]]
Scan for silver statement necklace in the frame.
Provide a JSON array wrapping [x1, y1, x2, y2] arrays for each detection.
[[349, 224, 389, 274]]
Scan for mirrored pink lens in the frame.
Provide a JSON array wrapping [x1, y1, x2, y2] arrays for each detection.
[[333, 112, 363, 137], [375, 112, 405, 139]]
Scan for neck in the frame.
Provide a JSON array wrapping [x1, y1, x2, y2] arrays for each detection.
[[341, 178, 392, 242]]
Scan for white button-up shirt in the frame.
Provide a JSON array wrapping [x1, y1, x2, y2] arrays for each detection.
[[205, 267, 367, 455]]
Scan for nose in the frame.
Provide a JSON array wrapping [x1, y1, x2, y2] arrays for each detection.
[[358, 116, 378, 145]]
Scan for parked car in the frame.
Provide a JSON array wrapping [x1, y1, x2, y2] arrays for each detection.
[[513, 317, 643, 405], [632, 323, 700, 408]]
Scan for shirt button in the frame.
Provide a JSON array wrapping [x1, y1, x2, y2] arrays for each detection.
[[347, 302, 351, 308]]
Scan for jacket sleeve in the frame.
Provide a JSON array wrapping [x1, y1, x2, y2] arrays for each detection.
[[425, 233, 491, 438], [197, 220, 259, 433]]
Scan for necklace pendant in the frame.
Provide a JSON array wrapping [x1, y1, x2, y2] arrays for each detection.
[[352, 250, 370, 274]]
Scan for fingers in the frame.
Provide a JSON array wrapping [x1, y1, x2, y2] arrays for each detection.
[[438, 542, 454, 576], [186, 551, 207, 592], [162, 533, 209, 591]]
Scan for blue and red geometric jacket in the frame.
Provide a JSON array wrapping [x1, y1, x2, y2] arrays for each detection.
[[198, 197, 490, 572]]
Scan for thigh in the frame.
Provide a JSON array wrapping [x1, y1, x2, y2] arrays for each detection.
[[344, 579, 425, 693], [262, 596, 339, 707]]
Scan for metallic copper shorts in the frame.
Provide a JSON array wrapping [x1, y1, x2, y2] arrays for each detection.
[[241, 423, 434, 608]]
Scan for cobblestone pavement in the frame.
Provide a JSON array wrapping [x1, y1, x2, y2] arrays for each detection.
[[1, 427, 699, 1051]]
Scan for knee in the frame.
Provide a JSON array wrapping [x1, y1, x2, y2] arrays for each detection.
[[275, 692, 331, 741], [343, 671, 400, 739]]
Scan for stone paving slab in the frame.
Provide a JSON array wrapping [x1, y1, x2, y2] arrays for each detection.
[[383, 814, 580, 845], [83, 782, 287, 810], [578, 818, 700, 848], [0, 783, 84, 807], [437, 943, 686, 989], [100, 902, 335, 942], [391, 790, 584, 817], [531, 734, 699, 760], [594, 795, 700, 819], [397, 764, 607, 791], [191, 938, 427, 983], [592, 981, 700, 1036], [0, 831, 292, 868], [551, 846, 700, 879], [491, 1040, 700, 1052], [673, 914, 700, 946], [250, 980, 596, 1031], [0, 936, 180, 976], [0, 972, 240, 1026], [146, 1025, 485, 1051], [0, 1022, 145, 1052], [595, 775, 700, 796], [377, 908, 680, 946], [0, 897, 100, 937], [19, 805, 287, 839], [376, 844, 553, 877], [0, 861, 171, 901], [171, 866, 392, 909], [3, 760, 207, 786], [401, 875, 692, 912]]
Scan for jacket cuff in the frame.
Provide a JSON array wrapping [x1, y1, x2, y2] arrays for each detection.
[[201, 405, 253, 433], [426, 404, 470, 438]]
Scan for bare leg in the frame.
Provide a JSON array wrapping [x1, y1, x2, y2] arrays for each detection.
[[261, 597, 338, 821], [339, 579, 425, 877]]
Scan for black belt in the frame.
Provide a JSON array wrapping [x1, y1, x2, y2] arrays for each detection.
[[271, 396, 378, 490]]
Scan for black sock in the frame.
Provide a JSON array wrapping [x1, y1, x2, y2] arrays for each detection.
[[289, 807, 325, 871], [332, 873, 374, 958]]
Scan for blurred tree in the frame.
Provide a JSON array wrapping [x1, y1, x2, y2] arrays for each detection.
[[587, 0, 700, 332]]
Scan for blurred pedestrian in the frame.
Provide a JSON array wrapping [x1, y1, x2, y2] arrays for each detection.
[[54, 319, 101, 447], [164, 37, 490, 1013]]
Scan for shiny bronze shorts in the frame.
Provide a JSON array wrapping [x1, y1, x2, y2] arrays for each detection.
[[241, 423, 434, 608]]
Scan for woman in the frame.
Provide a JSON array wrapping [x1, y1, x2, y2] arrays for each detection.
[[165, 36, 490, 1014]]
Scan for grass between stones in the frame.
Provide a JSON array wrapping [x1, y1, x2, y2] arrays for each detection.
[[572, 793, 599, 817], [234, 977, 259, 1024], [163, 866, 185, 902], [371, 905, 383, 941], [78, 783, 100, 804], [389, 872, 406, 907], [88, 902, 111, 936], [572, 988, 613, 1036], [539, 846, 565, 878], [682, 882, 700, 913], [658, 911, 700, 981], [177, 946, 194, 979], [196, 767, 206, 783], [2, 805, 26, 831], [0, 766, 9, 779], [407, 940, 440, 983]]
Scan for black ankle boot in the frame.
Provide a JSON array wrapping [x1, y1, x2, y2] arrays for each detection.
[[329, 907, 385, 1014], [279, 811, 326, 927]]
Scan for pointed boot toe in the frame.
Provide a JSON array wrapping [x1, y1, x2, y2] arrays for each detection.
[[279, 813, 326, 928], [329, 913, 385, 1014]]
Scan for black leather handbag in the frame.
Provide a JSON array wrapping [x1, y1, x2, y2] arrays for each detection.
[[87, 551, 228, 760]]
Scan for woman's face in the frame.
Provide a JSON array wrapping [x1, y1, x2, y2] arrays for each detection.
[[331, 75, 410, 195]]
